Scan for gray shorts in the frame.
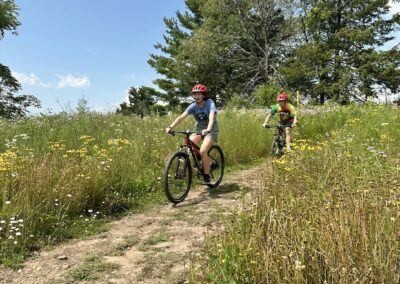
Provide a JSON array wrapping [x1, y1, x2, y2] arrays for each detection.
[[194, 123, 219, 142]]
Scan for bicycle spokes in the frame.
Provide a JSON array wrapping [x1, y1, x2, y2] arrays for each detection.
[[163, 152, 192, 203], [174, 158, 187, 179], [207, 145, 224, 188]]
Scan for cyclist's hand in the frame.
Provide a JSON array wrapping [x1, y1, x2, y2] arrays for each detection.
[[165, 127, 172, 134], [263, 123, 270, 128], [201, 129, 210, 136], [291, 122, 297, 128]]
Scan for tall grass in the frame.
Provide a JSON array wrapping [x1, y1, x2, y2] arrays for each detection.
[[0, 109, 281, 266], [190, 105, 400, 283]]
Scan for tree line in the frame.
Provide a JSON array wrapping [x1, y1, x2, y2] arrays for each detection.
[[122, 0, 400, 116], [1, 0, 399, 118]]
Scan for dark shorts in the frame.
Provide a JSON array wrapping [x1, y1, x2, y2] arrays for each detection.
[[284, 121, 293, 128]]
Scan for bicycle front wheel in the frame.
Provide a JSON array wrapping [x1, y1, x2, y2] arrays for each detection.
[[271, 139, 283, 158], [163, 152, 192, 204], [207, 145, 224, 188]]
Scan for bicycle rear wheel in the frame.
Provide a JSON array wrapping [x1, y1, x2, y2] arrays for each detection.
[[163, 152, 192, 203], [207, 145, 224, 188]]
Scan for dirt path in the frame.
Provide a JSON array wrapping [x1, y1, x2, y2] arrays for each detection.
[[0, 162, 270, 284]]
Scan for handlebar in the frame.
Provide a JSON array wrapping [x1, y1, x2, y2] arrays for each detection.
[[263, 124, 293, 129], [168, 130, 203, 136]]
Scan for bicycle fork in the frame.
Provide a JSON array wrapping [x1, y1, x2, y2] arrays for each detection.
[[174, 147, 190, 179]]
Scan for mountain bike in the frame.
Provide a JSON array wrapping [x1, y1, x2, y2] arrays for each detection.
[[163, 130, 224, 204], [264, 113, 292, 158]]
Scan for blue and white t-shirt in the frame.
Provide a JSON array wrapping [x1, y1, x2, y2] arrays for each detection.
[[185, 99, 218, 129]]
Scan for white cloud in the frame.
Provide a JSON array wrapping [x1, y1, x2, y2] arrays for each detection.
[[389, 1, 400, 15], [12, 71, 39, 85], [12, 71, 52, 88], [56, 74, 90, 89]]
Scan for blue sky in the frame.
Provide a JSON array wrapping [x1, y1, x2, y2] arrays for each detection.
[[1, 0, 186, 113], [1, 1, 399, 114]]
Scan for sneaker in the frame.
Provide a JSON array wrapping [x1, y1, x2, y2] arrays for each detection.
[[202, 174, 211, 185]]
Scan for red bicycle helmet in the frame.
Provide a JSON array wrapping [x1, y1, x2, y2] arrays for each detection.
[[277, 92, 289, 101], [191, 83, 208, 94]]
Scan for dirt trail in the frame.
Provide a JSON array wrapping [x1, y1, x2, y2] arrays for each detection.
[[0, 162, 270, 284]]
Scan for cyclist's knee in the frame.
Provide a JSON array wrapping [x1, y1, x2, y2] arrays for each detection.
[[200, 146, 211, 156], [190, 135, 201, 144]]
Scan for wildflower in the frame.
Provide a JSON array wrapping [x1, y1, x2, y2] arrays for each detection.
[[48, 142, 66, 151], [79, 135, 95, 144], [67, 194, 72, 198], [295, 260, 305, 271], [18, 133, 30, 140], [5, 201, 11, 205], [107, 138, 131, 146]]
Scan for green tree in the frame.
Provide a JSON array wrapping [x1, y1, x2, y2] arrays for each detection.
[[281, 0, 400, 104], [148, 0, 206, 108], [75, 96, 90, 115], [150, 0, 291, 105], [0, 0, 40, 118], [176, 0, 292, 103], [254, 83, 284, 107], [117, 86, 161, 118]]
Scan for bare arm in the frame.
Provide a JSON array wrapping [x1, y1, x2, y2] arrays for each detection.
[[263, 114, 271, 125], [293, 116, 297, 126], [165, 112, 189, 133], [205, 111, 216, 132]]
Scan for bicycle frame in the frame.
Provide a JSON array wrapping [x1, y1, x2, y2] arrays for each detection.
[[274, 124, 286, 146], [171, 130, 203, 173]]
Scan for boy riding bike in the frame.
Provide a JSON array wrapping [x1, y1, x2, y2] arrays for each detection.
[[165, 83, 218, 185], [262, 92, 297, 152]]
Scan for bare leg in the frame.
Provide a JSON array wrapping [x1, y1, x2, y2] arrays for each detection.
[[285, 127, 292, 150], [199, 136, 214, 175], [189, 134, 202, 155]]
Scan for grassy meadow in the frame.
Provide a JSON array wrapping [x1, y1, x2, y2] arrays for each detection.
[[0, 108, 279, 267], [190, 105, 400, 283]]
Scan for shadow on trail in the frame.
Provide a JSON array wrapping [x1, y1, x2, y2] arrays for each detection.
[[172, 183, 248, 209]]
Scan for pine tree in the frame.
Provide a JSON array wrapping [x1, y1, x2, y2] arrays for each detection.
[[117, 86, 161, 118], [148, 0, 206, 109], [281, 0, 400, 104]]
